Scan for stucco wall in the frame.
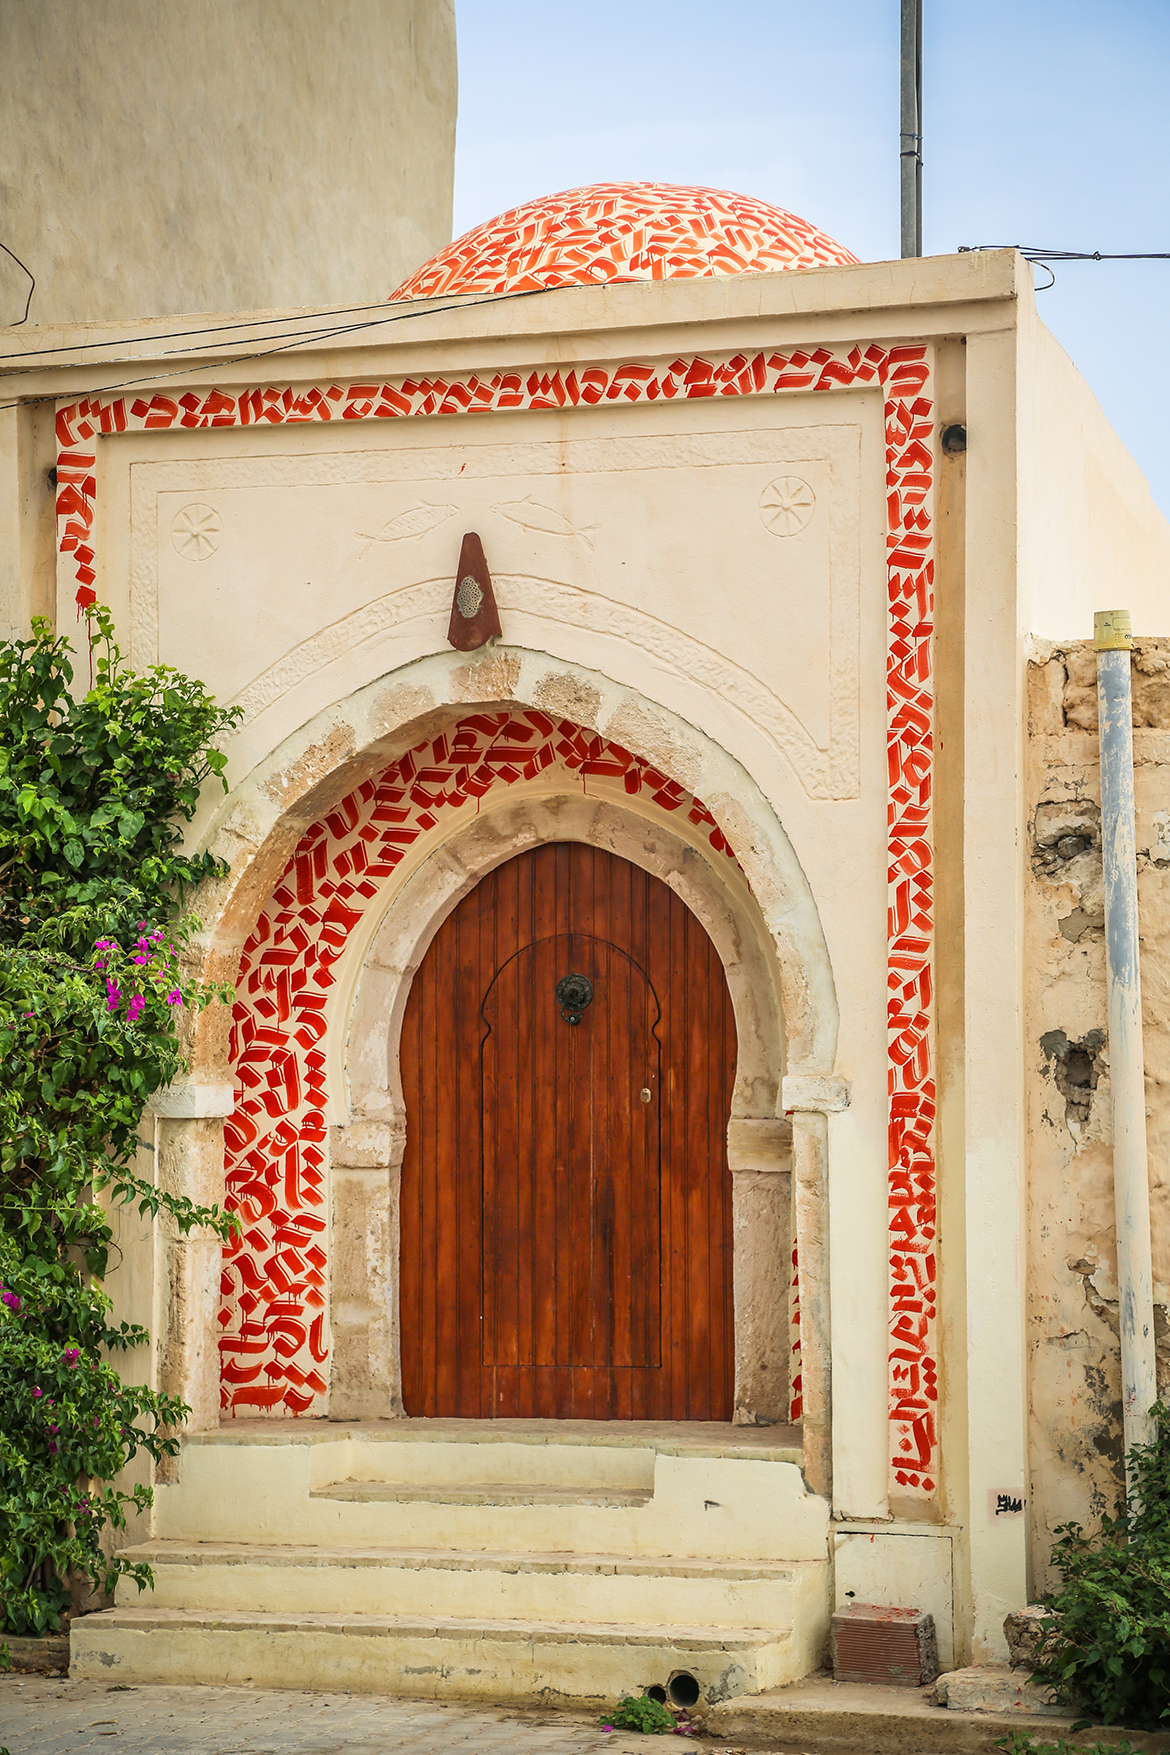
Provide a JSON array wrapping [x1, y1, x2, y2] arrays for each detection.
[[0, 0, 456, 326], [1017, 297, 1170, 645], [1026, 639, 1170, 1590]]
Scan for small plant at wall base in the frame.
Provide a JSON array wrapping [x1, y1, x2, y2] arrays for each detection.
[[0, 609, 240, 1637], [1027, 1401, 1170, 1731], [599, 1696, 677, 1734]]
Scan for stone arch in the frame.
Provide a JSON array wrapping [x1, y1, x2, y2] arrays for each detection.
[[185, 648, 837, 1081], [335, 789, 791, 1425], [167, 648, 838, 1478]]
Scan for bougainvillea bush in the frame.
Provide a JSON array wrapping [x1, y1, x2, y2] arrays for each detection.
[[0, 610, 240, 1635]]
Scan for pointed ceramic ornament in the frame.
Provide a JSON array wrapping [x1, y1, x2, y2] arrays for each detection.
[[447, 532, 501, 651]]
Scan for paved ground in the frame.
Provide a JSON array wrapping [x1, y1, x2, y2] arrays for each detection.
[[0, 1680, 745, 1755]]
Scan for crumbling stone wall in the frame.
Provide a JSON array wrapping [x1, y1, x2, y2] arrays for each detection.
[[1027, 640, 1170, 1591]]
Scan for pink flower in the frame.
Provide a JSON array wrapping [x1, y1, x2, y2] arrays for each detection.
[[127, 994, 145, 1023], [2, 1289, 21, 1313], [106, 978, 122, 1011], [63, 1347, 80, 1367], [166, 989, 183, 1007], [32, 1387, 42, 1399]]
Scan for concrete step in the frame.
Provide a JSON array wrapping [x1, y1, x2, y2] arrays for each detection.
[[70, 1605, 804, 1704], [310, 1480, 653, 1507], [704, 1676, 1170, 1755], [115, 1540, 819, 1631], [155, 1427, 829, 1563]]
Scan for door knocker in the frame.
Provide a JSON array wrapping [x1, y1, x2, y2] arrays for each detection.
[[555, 973, 593, 1025]]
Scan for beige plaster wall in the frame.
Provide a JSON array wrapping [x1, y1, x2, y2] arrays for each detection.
[[0, 0, 456, 326], [1026, 640, 1170, 1590], [960, 322, 1029, 1657], [1016, 296, 1170, 644]]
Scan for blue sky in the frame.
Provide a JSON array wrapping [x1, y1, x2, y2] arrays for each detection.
[[453, 0, 1170, 516]]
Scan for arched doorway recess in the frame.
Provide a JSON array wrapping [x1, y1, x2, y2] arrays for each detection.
[[218, 707, 808, 1429], [400, 841, 737, 1421], [189, 666, 840, 1486]]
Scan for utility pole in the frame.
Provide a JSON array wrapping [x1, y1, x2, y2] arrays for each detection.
[[900, 0, 923, 257]]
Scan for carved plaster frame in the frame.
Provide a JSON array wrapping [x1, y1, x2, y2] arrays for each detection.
[[330, 791, 792, 1428]]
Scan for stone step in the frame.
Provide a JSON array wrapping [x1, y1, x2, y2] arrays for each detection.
[[184, 1419, 802, 1495], [115, 1540, 818, 1631], [71, 1606, 807, 1703], [310, 1481, 653, 1507], [155, 1432, 830, 1564]]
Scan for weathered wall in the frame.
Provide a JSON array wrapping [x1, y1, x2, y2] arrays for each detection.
[[0, 0, 456, 325], [1027, 639, 1170, 1590]]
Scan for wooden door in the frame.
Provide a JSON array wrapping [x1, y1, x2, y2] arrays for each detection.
[[399, 842, 736, 1420]]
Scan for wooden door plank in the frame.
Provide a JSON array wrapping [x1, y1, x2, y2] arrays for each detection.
[[448, 884, 479, 1416], [399, 955, 424, 1412], [685, 917, 712, 1420], [714, 961, 737, 1419]]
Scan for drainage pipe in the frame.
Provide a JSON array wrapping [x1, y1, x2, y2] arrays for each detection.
[[1095, 608, 1157, 1471]]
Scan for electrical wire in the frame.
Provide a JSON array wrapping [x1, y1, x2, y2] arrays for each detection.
[[0, 297, 436, 364], [958, 244, 1170, 291], [960, 246, 1170, 261], [0, 281, 594, 417], [0, 242, 35, 325], [0, 268, 669, 374]]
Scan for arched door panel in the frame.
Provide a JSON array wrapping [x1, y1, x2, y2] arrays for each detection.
[[481, 932, 661, 1382], [399, 841, 735, 1420]]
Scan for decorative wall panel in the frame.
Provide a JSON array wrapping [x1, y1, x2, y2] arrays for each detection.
[[54, 337, 936, 1492]]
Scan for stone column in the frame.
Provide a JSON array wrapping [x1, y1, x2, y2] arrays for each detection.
[[728, 1117, 793, 1425], [781, 1074, 850, 1500], [328, 1119, 403, 1419], [150, 1083, 235, 1434]]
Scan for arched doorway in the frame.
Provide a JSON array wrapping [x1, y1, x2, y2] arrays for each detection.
[[399, 840, 737, 1420]]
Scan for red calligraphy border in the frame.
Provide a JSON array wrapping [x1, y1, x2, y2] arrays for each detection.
[[52, 340, 936, 1494]]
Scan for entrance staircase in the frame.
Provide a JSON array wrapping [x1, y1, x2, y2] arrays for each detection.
[[71, 1421, 830, 1705]]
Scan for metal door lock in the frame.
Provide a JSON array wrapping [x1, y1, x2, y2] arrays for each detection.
[[639, 1087, 652, 1104]]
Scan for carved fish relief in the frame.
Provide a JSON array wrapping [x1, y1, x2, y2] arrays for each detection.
[[492, 497, 596, 551], [355, 502, 457, 557]]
